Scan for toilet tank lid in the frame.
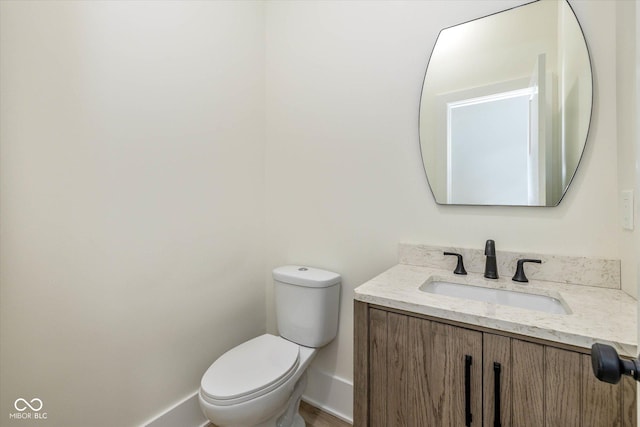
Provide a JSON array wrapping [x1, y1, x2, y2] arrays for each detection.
[[273, 265, 341, 288]]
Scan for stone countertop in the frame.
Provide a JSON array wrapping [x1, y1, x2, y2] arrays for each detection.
[[354, 264, 637, 357]]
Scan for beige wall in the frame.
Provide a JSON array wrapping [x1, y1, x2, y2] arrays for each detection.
[[617, 0, 638, 301], [0, 1, 266, 426], [264, 0, 630, 392]]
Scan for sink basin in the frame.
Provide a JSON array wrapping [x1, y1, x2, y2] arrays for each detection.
[[420, 280, 568, 315]]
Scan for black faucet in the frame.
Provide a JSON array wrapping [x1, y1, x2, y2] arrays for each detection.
[[484, 239, 498, 279], [512, 259, 542, 283], [444, 252, 467, 275]]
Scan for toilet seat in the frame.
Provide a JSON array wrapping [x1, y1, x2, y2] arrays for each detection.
[[200, 334, 300, 406]]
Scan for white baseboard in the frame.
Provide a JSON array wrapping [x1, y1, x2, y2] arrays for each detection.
[[302, 367, 353, 424], [143, 391, 209, 427], [142, 369, 353, 427]]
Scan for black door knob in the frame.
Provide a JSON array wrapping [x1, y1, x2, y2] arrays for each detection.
[[591, 343, 640, 384]]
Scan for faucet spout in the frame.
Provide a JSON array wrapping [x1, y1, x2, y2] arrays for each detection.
[[484, 239, 498, 279]]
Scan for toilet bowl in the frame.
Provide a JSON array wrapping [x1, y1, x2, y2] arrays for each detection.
[[198, 266, 341, 427], [199, 334, 316, 427]]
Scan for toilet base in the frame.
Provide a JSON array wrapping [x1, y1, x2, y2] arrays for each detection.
[[291, 413, 305, 427], [275, 371, 307, 427], [206, 371, 308, 427], [253, 412, 304, 427]]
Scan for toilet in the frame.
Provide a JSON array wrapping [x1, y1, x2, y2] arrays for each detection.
[[198, 265, 341, 427]]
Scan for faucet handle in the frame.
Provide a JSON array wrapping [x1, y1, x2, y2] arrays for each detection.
[[512, 259, 542, 283], [444, 252, 467, 275], [484, 239, 496, 256]]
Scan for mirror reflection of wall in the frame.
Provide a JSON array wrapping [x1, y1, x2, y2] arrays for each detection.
[[419, 0, 592, 206]]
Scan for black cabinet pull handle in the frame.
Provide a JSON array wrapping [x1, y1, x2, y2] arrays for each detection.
[[493, 362, 502, 427], [465, 355, 472, 426]]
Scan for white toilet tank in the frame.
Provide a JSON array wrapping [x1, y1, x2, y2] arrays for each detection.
[[272, 265, 341, 348]]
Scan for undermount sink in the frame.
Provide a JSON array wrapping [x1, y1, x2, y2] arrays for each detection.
[[420, 280, 569, 315]]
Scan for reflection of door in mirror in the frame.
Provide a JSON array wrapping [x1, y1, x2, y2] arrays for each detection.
[[448, 88, 531, 205], [444, 61, 551, 206]]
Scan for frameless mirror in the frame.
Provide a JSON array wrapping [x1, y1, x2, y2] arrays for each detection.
[[419, 0, 592, 206]]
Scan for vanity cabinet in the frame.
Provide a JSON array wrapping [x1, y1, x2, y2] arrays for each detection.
[[354, 301, 637, 427]]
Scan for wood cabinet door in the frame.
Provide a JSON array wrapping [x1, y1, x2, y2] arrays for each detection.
[[509, 339, 636, 427], [367, 309, 482, 426], [581, 352, 622, 426], [511, 339, 545, 427], [493, 336, 613, 427], [581, 353, 637, 427], [486, 334, 546, 427], [413, 319, 482, 427], [483, 333, 512, 427], [544, 346, 582, 427]]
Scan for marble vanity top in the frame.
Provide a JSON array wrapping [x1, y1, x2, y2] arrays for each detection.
[[354, 263, 638, 357]]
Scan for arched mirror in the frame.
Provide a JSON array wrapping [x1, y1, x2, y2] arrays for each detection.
[[419, 0, 592, 206]]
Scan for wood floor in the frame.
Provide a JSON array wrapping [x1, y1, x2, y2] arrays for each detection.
[[208, 401, 351, 427], [300, 401, 351, 427]]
